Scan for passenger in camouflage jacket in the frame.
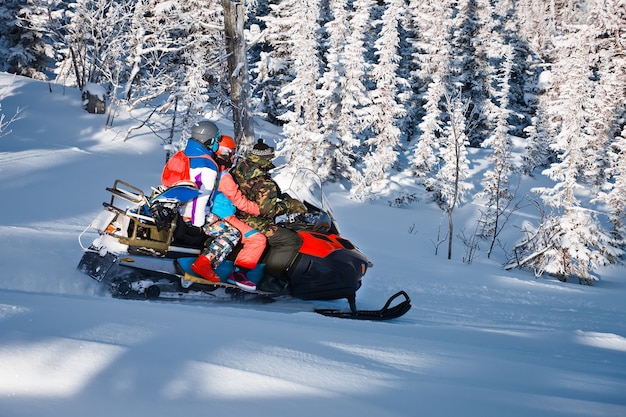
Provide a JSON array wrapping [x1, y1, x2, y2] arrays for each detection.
[[231, 139, 306, 279], [231, 154, 282, 237], [231, 144, 305, 236]]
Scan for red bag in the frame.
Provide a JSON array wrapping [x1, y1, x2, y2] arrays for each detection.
[[161, 151, 192, 187]]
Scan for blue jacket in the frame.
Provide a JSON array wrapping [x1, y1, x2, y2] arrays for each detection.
[[211, 171, 237, 218], [181, 140, 218, 226], [212, 192, 235, 218], [184, 140, 218, 172]]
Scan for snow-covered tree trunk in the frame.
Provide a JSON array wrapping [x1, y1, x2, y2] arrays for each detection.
[[478, 41, 515, 259], [252, 0, 298, 124], [426, 90, 473, 259], [222, 0, 255, 146]]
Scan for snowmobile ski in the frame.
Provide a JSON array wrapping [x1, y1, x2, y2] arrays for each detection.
[[314, 291, 411, 321], [106, 274, 279, 305], [121, 286, 278, 305]]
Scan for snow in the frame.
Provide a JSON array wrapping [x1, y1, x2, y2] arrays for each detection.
[[1, 72, 625, 416], [536, 70, 552, 91], [84, 83, 106, 100]]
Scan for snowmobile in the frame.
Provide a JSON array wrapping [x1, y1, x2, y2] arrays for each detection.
[[77, 168, 411, 320]]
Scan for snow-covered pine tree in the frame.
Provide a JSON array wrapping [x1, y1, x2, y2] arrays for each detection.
[[517, 25, 622, 282], [520, 54, 554, 176], [587, 0, 626, 248], [276, 0, 324, 173], [587, 0, 626, 43], [392, 0, 420, 146], [409, 0, 453, 79], [407, 0, 452, 178], [493, 0, 541, 159], [544, 31, 605, 189], [514, 0, 557, 57], [350, 0, 407, 200], [595, 124, 626, 245], [510, 205, 620, 284], [252, 0, 298, 124], [474, 0, 499, 109], [337, 0, 372, 188], [582, 0, 626, 189], [316, 0, 352, 181], [521, 109, 553, 176], [410, 74, 444, 179], [0, 0, 53, 80], [448, 0, 490, 147], [512, 0, 559, 176]]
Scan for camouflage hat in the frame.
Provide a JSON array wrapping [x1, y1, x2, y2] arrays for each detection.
[[251, 138, 275, 159]]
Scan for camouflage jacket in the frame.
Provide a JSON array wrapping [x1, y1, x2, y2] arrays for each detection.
[[231, 155, 289, 236]]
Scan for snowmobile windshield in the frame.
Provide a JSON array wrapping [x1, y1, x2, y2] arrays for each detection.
[[285, 169, 325, 209]]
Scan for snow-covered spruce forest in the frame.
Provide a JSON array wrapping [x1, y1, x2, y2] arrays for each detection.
[[1, 0, 626, 282]]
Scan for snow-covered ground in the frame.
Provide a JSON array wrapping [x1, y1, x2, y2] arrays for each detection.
[[1, 73, 625, 417]]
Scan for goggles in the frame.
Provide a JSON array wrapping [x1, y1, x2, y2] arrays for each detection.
[[217, 146, 234, 159]]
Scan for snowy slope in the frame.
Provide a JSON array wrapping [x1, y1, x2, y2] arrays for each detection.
[[1, 73, 625, 417]]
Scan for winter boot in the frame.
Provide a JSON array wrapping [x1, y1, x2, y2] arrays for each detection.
[[228, 268, 256, 291], [190, 255, 220, 283]]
